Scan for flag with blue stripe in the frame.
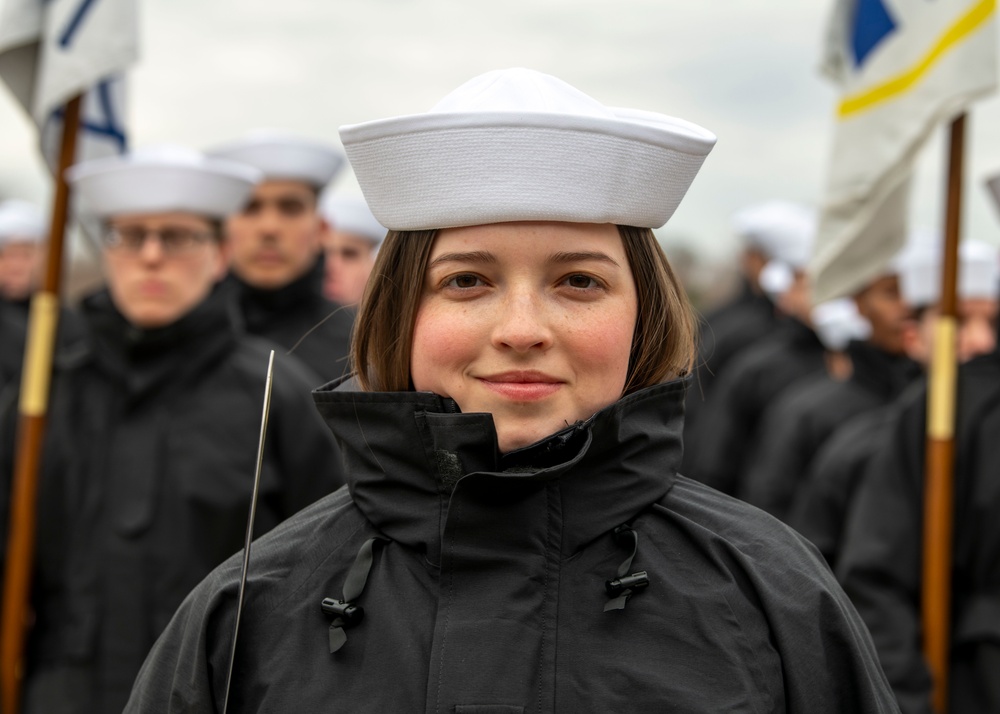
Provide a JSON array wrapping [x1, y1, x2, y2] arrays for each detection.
[[0, 0, 138, 172]]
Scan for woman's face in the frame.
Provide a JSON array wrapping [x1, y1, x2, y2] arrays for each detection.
[[411, 221, 638, 453]]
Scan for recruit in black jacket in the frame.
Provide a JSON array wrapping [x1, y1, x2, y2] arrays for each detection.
[[741, 340, 920, 521], [838, 349, 1000, 714], [0, 286, 345, 714], [683, 280, 777, 445], [126, 378, 899, 713], [686, 318, 827, 496], [224, 257, 355, 385]]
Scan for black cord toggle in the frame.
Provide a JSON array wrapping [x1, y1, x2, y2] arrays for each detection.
[[603, 524, 649, 612], [323, 536, 389, 653], [612, 523, 634, 544], [321, 598, 365, 627], [605, 571, 649, 597]]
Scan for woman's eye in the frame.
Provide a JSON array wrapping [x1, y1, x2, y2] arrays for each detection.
[[446, 274, 483, 289], [565, 274, 598, 289]]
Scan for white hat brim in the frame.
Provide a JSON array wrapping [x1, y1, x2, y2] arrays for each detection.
[[208, 134, 346, 188], [68, 158, 260, 220], [320, 193, 387, 244], [341, 109, 715, 231], [0, 200, 47, 243], [901, 239, 1000, 305]]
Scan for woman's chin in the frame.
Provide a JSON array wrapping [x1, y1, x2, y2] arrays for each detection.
[[495, 419, 569, 454]]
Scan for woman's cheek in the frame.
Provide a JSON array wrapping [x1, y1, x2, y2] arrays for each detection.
[[564, 303, 636, 369], [411, 302, 481, 391]]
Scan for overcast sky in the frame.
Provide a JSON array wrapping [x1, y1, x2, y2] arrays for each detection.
[[2, 0, 1000, 263]]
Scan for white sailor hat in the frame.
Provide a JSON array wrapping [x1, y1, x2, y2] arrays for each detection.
[[900, 238, 1000, 307], [319, 193, 387, 246], [207, 130, 346, 189], [339, 68, 716, 231], [731, 201, 817, 267], [67, 145, 262, 220], [885, 227, 937, 277], [811, 298, 872, 351], [759, 260, 795, 301], [0, 199, 46, 245]]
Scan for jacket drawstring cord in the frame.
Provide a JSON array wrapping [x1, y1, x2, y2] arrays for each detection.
[[603, 524, 649, 612], [321, 536, 390, 653]]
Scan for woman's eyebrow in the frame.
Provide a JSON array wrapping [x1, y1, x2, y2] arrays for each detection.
[[429, 250, 620, 268], [549, 251, 621, 267], [428, 251, 498, 267]]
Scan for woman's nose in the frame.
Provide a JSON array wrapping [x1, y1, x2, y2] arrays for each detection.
[[491, 290, 553, 353]]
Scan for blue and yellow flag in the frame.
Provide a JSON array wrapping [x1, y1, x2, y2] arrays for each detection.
[[811, 0, 997, 302]]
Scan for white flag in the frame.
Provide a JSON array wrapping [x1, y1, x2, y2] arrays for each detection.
[[811, 0, 998, 303], [0, 0, 138, 171]]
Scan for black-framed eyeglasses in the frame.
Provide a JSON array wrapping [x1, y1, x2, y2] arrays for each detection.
[[102, 226, 216, 254]]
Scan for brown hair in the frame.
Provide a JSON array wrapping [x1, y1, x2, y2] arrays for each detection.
[[351, 225, 696, 393]]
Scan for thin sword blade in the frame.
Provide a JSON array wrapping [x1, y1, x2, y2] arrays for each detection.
[[222, 349, 275, 714]]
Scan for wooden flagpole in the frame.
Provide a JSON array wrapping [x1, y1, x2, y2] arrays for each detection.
[[0, 93, 82, 714], [922, 112, 964, 714]]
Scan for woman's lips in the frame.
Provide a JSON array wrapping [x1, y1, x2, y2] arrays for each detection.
[[478, 371, 563, 401]]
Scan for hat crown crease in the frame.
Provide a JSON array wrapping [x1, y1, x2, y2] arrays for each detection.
[[430, 68, 613, 119]]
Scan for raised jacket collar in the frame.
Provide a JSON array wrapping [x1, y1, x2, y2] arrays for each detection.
[[81, 285, 237, 402], [313, 377, 686, 562], [225, 256, 326, 319], [845, 339, 921, 401]]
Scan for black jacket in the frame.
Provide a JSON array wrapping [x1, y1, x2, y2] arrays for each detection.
[[686, 318, 827, 496], [787, 405, 895, 568], [741, 341, 920, 520], [693, 281, 777, 399], [225, 258, 355, 384], [125, 377, 898, 713], [838, 349, 1000, 713], [0, 299, 28, 393], [0, 286, 344, 714], [683, 281, 776, 452], [0, 297, 84, 400]]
